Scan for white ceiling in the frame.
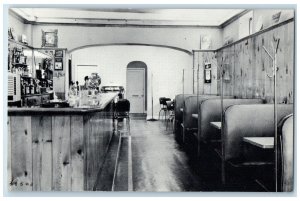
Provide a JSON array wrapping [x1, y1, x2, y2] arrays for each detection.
[[10, 8, 245, 26]]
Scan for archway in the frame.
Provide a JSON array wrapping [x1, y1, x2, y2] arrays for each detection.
[[126, 61, 147, 114]]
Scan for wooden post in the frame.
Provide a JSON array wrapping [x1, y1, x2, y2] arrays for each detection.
[[182, 69, 185, 143], [274, 38, 280, 192], [220, 58, 226, 184], [263, 38, 280, 192], [197, 64, 200, 157]]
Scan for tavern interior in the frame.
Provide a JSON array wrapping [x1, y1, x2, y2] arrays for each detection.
[[6, 8, 294, 192]]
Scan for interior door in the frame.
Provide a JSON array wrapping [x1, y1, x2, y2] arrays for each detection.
[[126, 69, 145, 113]]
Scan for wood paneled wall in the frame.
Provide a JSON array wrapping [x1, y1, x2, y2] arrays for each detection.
[[8, 110, 113, 191], [193, 51, 218, 95], [217, 20, 294, 103]]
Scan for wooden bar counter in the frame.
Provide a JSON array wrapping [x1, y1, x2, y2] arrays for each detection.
[[7, 93, 117, 191]]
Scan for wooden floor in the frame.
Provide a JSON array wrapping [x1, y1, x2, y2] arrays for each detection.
[[94, 119, 205, 192], [94, 119, 266, 192], [130, 120, 205, 191]]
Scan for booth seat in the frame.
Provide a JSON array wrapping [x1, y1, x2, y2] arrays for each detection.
[[174, 94, 218, 143], [174, 94, 197, 138], [278, 114, 293, 192], [223, 104, 293, 162], [219, 104, 293, 187], [181, 95, 219, 155], [198, 98, 264, 144], [183, 96, 219, 137]]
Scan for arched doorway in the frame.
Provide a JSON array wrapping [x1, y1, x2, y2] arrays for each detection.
[[126, 61, 147, 114]]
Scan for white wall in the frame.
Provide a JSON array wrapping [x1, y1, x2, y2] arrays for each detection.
[[222, 9, 294, 45], [71, 45, 193, 118], [8, 12, 32, 46], [32, 25, 222, 51]]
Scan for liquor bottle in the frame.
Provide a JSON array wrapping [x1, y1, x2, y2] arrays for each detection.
[[35, 80, 40, 94], [21, 79, 25, 95], [30, 80, 35, 94], [25, 81, 30, 95]]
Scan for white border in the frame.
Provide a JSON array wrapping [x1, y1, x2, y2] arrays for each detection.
[[1, 1, 299, 201]]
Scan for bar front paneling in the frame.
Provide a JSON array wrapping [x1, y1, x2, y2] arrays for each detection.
[[7, 96, 116, 191]]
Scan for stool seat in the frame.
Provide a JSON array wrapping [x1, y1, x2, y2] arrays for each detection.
[[115, 99, 130, 133], [159, 97, 171, 120], [166, 100, 175, 130]]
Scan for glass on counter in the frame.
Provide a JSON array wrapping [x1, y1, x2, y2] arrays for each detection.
[[68, 89, 101, 108]]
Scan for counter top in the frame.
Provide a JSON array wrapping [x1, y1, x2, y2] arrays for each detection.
[[8, 92, 118, 115]]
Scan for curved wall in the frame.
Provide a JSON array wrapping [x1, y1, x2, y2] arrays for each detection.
[[71, 45, 193, 118], [32, 24, 222, 51]]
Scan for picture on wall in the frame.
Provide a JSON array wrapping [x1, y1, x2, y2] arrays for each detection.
[[42, 29, 58, 47], [54, 57, 63, 70], [55, 50, 63, 57]]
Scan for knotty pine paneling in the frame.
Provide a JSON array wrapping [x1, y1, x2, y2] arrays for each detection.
[[217, 21, 294, 103]]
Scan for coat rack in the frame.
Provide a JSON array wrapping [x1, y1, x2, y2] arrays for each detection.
[[147, 73, 157, 121], [182, 69, 185, 143], [196, 64, 200, 156], [218, 57, 226, 184], [217, 54, 232, 184], [263, 36, 280, 192]]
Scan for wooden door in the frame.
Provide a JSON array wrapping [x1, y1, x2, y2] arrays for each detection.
[[126, 69, 145, 113]]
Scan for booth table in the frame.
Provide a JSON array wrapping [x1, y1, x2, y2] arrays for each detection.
[[243, 137, 274, 149]]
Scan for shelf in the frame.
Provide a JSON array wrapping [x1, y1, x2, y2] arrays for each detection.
[[21, 76, 33, 79], [21, 76, 53, 82], [22, 92, 53, 98], [12, 63, 28, 66], [9, 38, 33, 49]]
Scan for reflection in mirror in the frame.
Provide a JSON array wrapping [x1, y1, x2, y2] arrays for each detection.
[[33, 50, 54, 93]]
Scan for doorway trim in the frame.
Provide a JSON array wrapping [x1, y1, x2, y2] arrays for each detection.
[[126, 61, 147, 112]]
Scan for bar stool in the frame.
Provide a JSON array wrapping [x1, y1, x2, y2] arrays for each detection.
[[158, 97, 171, 121], [166, 100, 175, 130], [115, 99, 130, 134]]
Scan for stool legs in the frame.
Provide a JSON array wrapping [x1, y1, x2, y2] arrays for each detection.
[[117, 117, 130, 136], [159, 109, 162, 120]]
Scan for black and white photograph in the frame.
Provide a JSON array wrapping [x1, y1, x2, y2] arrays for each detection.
[[1, 1, 299, 199]]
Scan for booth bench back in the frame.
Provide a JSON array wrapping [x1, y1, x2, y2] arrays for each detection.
[[174, 94, 197, 123], [183, 95, 219, 130], [199, 98, 263, 142], [223, 104, 293, 161], [279, 114, 294, 192]]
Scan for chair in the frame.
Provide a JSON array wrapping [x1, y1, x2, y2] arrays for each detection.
[[115, 99, 130, 133], [166, 100, 175, 130], [159, 97, 171, 120]]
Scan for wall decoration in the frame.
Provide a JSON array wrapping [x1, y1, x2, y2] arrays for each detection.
[[42, 29, 58, 47], [55, 50, 63, 57], [21, 34, 28, 44], [204, 63, 212, 83], [223, 63, 231, 82], [54, 58, 63, 70], [272, 12, 281, 23], [8, 28, 13, 39], [54, 71, 65, 78], [200, 35, 212, 49], [8, 27, 17, 41]]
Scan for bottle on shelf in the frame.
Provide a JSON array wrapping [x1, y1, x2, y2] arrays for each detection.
[[30, 79, 35, 94], [34, 79, 40, 94], [25, 80, 30, 95], [21, 79, 25, 95]]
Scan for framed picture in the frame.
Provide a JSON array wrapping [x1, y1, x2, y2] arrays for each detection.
[[55, 50, 63, 57], [42, 29, 58, 47], [54, 58, 63, 70]]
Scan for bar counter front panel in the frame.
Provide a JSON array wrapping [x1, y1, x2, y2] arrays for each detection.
[[7, 93, 117, 191]]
